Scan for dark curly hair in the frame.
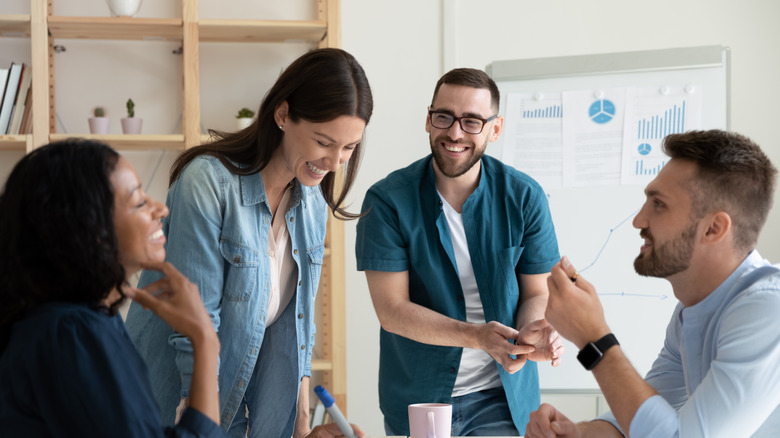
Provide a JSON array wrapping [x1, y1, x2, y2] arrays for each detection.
[[0, 139, 127, 351]]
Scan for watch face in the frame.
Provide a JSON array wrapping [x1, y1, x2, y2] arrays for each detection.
[[577, 343, 603, 370]]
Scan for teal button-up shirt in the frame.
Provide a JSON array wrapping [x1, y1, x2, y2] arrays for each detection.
[[356, 154, 560, 435]]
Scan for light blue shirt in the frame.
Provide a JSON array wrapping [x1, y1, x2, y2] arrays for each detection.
[[126, 155, 327, 436], [598, 251, 780, 437]]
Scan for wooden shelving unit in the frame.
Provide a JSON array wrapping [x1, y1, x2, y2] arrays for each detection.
[[0, 0, 348, 413]]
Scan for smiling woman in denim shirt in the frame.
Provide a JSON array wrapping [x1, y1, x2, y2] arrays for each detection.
[[125, 48, 373, 438]]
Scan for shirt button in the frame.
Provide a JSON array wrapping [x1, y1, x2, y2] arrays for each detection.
[[301, 345, 305, 350], [234, 255, 241, 263], [293, 249, 298, 255], [449, 367, 456, 373], [298, 280, 302, 286], [298, 313, 304, 319], [269, 249, 275, 256], [238, 380, 244, 388], [290, 217, 295, 223]]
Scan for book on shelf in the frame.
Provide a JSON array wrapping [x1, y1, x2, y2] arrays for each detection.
[[0, 67, 8, 108], [8, 64, 31, 135], [0, 62, 24, 135], [18, 86, 33, 134]]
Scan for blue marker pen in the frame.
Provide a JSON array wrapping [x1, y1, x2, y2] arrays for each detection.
[[314, 385, 356, 438]]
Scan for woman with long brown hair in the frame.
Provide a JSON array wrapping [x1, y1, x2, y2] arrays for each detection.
[[125, 48, 372, 438]]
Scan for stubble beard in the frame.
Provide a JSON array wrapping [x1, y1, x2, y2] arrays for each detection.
[[634, 221, 698, 278], [430, 134, 488, 178]]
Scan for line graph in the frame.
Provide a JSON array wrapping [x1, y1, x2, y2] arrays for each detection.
[[579, 208, 639, 273], [573, 206, 671, 300]]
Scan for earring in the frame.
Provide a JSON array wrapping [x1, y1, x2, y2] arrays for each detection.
[[278, 125, 283, 130]]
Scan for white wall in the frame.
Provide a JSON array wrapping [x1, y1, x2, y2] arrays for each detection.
[[340, 0, 780, 434], [2, 0, 780, 435]]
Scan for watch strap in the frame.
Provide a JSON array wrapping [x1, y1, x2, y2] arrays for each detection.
[[577, 333, 619, 371]]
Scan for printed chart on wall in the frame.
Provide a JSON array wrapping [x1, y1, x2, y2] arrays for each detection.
[[487, 46, 729, 390]]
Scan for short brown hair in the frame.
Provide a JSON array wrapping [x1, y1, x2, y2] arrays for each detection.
[[663, 130, 777, 251], [431, 68, 500, 113]]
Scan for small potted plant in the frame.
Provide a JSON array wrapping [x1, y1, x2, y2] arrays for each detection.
[[121, 98, 143, 134], [88, 106, 110, 134], [236, 107, 255, 130], [105, 0, 143, 17]]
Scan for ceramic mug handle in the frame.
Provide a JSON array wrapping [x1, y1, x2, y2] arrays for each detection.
[[427, 411, 436, 438]]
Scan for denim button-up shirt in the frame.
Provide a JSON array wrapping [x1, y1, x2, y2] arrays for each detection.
[[126, 155, 326, 435]]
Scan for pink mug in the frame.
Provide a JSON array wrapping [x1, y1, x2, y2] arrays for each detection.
[[408, 403, 452, 438]]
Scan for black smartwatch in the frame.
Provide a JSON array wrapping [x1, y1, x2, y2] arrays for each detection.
[[577, 333, 619, 371]]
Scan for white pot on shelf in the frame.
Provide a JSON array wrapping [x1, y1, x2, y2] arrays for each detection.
[[88, 117, 110, 134], [121, 117, 143, 134], [237, 117, 253, 131], [106, 0, 143, 17]]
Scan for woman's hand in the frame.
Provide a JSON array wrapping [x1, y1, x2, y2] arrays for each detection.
[[125, 261, 215, 344], [125, 261, 221, 424], [305, 422, 364, 438]]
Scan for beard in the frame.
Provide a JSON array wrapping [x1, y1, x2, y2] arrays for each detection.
[[430, 133, 488, 178], [634, 220, 698, 278]]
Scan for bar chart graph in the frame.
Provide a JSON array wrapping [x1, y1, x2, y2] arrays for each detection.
[[621, 87, 701, 184], [634, 158, 666, 176], [523, 104, 562, 119], [636, 101, 686, 139]]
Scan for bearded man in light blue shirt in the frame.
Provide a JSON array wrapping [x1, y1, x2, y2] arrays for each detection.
[[526, 129, 780, 438]]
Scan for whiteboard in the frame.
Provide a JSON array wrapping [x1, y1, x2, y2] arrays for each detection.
[[486, 46, 730, 390]]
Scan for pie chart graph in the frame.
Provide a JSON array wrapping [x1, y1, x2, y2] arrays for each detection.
[[638, 143, 652, 156], [589, 99, 616, 124]]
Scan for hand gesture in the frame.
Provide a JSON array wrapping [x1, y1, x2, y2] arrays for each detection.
[[546, 257, 610, 349], [516, 319, 565, 366], [477, 321, 536, 374], [124, 261, 214, 343], [305, 422, 364, 438], [526, 403, 581, 438]]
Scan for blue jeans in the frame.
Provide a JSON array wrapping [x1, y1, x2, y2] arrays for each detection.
[[226, 298, 298, 438], [384, 386, 520, 437]]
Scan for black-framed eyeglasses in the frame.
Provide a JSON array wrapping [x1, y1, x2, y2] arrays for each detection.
[[428, 110, 498, 134]]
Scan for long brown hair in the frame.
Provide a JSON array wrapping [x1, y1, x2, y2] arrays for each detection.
[[170, 48, 373, 220]]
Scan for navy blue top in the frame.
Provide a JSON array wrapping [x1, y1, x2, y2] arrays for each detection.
[[355, 154, 560, 434], [0, 302, 225, 437]]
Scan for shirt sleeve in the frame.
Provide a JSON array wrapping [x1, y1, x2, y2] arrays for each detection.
[[643, 305, 687, 410], [516, 183, 560, 274], [164, 158, 226, 397], [355, 185, 410, 272], [627, 287, 780, 438]]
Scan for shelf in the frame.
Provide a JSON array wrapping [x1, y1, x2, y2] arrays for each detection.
[[3, 0, 348, 411], [42, 16, 326, 43], [0, 135, 29, 151], [0, 15, 30, 37], [49, 134, 185, 150], [47, 16, 183, 41], [310, 358, 333, 371], [199, 19, 326, 43]]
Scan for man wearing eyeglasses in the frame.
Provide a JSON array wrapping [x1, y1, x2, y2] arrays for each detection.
[[356, 68, 564, 436]]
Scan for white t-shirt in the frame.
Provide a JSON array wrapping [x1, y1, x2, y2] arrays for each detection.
[[438, 193, 502, 397], [266, 185, 296, 326]]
